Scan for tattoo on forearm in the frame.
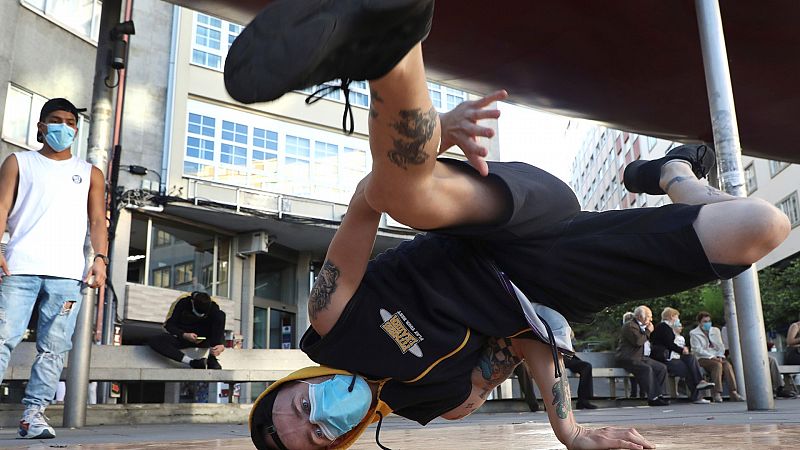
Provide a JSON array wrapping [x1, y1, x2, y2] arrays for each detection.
[[308, 261, 339, 320], [705, 186, 724, 197], [551, 367, 572, 419], [369, 88, 383, 119], [387, 106, 437, 169], [664, 175, 691, 193]]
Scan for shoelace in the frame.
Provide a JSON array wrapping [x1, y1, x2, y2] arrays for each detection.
[[305, 79, 355, 135], [696, 144, 710, 177]]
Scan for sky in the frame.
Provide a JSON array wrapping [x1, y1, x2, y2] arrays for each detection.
[[496, 102, 582, 184]]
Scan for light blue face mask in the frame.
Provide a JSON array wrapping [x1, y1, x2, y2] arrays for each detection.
[[673, 319, 682, 328], [300, 375, 372, 441], [702, 321, 712, 331], [44, 123, 75, 152]]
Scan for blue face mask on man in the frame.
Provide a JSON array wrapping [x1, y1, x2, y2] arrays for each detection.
[[300, 375, 372, 441], [702, 321, 712, 331], [44, 123, 75, 152]]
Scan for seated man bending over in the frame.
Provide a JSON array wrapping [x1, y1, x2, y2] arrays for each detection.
[[225, 1, 790, 449]]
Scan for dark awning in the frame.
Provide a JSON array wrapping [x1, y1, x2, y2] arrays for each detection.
[[164, 0, 800, 163]]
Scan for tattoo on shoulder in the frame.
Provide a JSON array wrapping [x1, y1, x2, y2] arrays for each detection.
[[308, 261, 340, 320], [664, 175, 691, 193], [369, 88, 383, 119], [476, 337, 522, 386], [387, 106, 437, 170], [551, 371, 572, 419]]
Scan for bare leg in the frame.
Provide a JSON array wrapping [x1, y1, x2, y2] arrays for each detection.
[[363, 44, 509, 230], [659, 161, 790, 265]]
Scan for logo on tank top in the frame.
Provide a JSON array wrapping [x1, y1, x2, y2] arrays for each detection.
[[380, 309, 424, 358], [72, 175, 82, 184]]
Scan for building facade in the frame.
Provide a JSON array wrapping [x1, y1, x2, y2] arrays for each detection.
[[741, 156, 800, 269], [1, 1, 497, 403]]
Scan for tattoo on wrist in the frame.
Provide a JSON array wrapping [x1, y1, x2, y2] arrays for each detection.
[[309, 261, 339, 320], [664, 175, 691, 193], [387, 106, 437, 169]]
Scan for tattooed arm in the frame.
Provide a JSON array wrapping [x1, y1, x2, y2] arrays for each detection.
[[512, 339, 655, 450], [441, 337, 523, 420], [308, 176, 382, 336], [363, 62, 510, 231]]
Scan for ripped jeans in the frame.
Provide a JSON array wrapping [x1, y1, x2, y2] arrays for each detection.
[[0, 275, 83, 407]]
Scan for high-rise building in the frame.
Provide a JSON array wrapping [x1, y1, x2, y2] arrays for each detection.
[[569, 123, 674, 212]]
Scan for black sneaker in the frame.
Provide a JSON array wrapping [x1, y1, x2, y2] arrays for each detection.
[[575, 400, 599, 410], [207, 356, 222, 370], [623, 144, 716, 195], [189, 358, 207, 369], [224, 0, 435, 104], [647, 397, 670, 407]]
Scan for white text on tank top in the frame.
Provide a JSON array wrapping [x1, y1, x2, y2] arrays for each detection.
[[5, 151, 92, 280]]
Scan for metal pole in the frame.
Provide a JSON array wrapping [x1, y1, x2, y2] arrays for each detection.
[[694, 0, 773, 410], [64, 0, 123, 427], [721, 279, 746, 397]]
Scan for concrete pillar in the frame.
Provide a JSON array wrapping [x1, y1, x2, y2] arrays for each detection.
[[294, 252, 312, 346]]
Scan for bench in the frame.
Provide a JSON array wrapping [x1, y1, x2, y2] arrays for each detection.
[[772, 351, 800, 391], [2, 342, 315, 402]]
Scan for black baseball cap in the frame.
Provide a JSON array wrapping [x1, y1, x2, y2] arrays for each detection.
[[39, 98, 86, 122]]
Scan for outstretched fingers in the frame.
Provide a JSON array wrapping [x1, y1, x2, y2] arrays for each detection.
[[570, 426, 655, 450]]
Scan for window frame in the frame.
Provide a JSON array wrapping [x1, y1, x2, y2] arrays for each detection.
[[776, 191, 800, 228], [744, 162, 758, 195], [2, 84, 90, 159], [21, 0, 103, 43]]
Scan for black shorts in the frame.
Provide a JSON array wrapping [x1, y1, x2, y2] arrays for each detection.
[[436, 159, 748, 322]]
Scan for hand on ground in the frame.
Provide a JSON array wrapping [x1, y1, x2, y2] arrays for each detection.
[[568, 426, 655, 450]]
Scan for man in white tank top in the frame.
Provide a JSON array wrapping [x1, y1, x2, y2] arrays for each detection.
[[0, 98, 107, 439]]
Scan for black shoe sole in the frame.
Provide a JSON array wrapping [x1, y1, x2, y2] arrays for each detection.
[[225, 0, 435, 103], [623, 144, 716, 195]]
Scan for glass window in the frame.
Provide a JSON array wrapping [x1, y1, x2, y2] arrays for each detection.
[[777, 192, 800, 228], [744, 163, 757, 194], [253, 307, 268, 349], [2, 84, 90, 158], [427, 82, 442, 109], [427, 82, 467, 112], [155, 229, 172, 247], [769, 159, 790, 177], [184, 102, 373, 203], [313, 141, 338, 188], [22, 0, 103, 41], [191, 13, 243, 71], [174, 261, 194, 286], [269, 310, 296, 349], [152, 266, 171, 288], [136, 218, 231, 297]]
